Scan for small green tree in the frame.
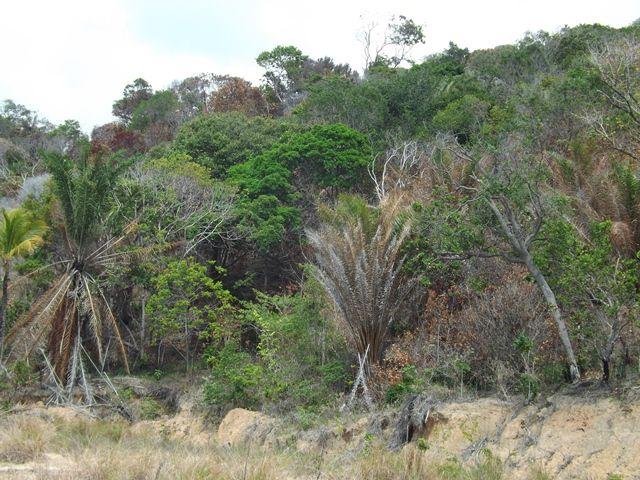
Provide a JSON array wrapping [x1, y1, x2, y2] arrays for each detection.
[[147, 259, 234, 370], [227, 152, 300, 253], [536, 219, 638, 382], [257, 45, 309, 106]]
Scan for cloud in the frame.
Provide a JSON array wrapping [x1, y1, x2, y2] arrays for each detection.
[[0, 0, 256, 131], [0, 0, 637, 131]]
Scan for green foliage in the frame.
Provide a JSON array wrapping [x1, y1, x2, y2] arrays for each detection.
[[256, 45, 309, 105], [436, 449, 503, 480], [297, 76, 387, 133], [173, 113, 292, 178], [417, 437, 430, 451], [204, 279, 348, 412], [513, 332, 534, 355], [112, 78, 153, 124], [226, 123, 371, 252], [261, 123, 372, 190], [11, 361, 37, 387], [43, 145, 130, 248], [245, 287, 348, 408], [203, 343, 264, 408], [147, 258, 233, 341], [516, 373, 540, 400], [114, 151, 236, 249], [227, 154, 300, 252], [432, 94, 490, 142], [385, 365, 419, 403], [406, 194, 483, 286], [0, 208, 46, 262], [138, 398, 163, 420], [147, 259, 235, 367], [130, 90, 178, 132]]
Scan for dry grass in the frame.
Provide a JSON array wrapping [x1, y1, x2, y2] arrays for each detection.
[[0, 411, 512, 480], [0, 415, 52, 464], [0, 412, 299, 480], [342, 443, 503, 480]]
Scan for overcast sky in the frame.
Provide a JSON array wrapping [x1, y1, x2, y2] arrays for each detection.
[[1, 0, 638, 131]]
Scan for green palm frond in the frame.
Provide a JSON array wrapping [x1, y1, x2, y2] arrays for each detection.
[[0, 208, 47, 262]]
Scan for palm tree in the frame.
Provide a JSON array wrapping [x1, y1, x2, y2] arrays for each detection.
[[7, 145, 132, 385], [0, 208, 46, 354], [307, 193, 419, 365]]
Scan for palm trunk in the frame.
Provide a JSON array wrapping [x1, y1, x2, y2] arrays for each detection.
[[0, 268, 9, 357]]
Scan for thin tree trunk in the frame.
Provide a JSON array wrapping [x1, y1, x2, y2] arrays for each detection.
[[0, 268, 9, 356], [524, 255, 580, 383], [595, 308, 619, 384], [139, 295, 146, 362], [486, 198, 580, 383]]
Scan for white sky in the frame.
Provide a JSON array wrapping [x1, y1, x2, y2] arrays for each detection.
[[1, 0, 638, 131]]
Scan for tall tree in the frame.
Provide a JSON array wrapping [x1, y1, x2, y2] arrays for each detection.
[[112, 78, 153, 125], [433, 136, 582, 382], [7, 145, 132, 385]]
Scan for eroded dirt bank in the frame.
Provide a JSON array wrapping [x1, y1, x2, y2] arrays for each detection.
[[1, 382, 639, 479]]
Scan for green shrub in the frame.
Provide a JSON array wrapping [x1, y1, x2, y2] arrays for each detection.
[[203, 343, 264, 409], [203, 279, 349, 413], [385, 365, 419, 403], [517, 373, 540, 400], [139, 398, 163, 420]]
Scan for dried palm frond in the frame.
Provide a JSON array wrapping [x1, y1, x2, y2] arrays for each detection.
[[307, 192, 420, 364]]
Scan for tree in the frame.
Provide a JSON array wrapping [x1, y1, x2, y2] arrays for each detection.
[[130, 90, 180, 146], [112, 78, 153, 124], [432, 94, 490, 143], [360, 14, 425, 69], [584, 36, 640, 160], [259, 123, 373, 192], [535, 219, 638, 383], [256, 45, 309, 107], [47, 119, 87, 155], [0, 208, 46, 354], [432, 136, 582, 382], [7, 145, 132, 386], [173, 113, 292, 178], [227, 151, 300, 253], [170, 73, 221, 122], [147, 259, 234, 370], [307, 194, 419, 365], [91, 122, 144, 155], [120, 152, 237, 255], [297, 76, 387, 133], [208, 77, 268, 116]]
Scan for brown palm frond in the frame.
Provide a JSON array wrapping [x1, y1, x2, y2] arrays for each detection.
[[307, 191, 420, 364], [85, 221, 138, 264], [96, 286, 130, 374], [6, 230, 136, 382], [47, 296, 78, 383], [81, 277, 103, 365], [5, 273, 73, 358]]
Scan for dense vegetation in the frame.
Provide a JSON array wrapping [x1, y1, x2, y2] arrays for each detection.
[[1, 18, 640, 416]]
